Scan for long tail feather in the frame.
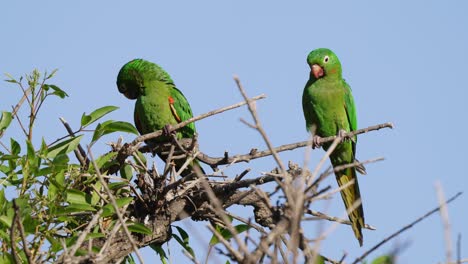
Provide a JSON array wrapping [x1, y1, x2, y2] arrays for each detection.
[[335, 167, 365, 246]]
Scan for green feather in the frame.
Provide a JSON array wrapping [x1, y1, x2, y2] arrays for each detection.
[[169, 87, 196, 138], [302, 48, 365, 246], [117, 59, 203, 176]]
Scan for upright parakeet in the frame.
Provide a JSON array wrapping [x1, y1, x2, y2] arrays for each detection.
[[117, 59, 204, 176], [302, 48, 366, 246]]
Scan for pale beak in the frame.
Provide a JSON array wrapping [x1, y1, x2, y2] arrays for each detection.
[[311, 64, 324, 79]]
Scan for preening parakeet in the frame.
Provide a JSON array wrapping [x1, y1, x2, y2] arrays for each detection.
[[117, 59, 204, 176], [302, 48, 366, 246]]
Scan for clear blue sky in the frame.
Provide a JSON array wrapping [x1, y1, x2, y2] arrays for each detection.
[[2, 1, 468, 263]]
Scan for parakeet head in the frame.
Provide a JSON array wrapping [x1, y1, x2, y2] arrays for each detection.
[[116, 59, 174, 99], [306, 48, 342, 80]]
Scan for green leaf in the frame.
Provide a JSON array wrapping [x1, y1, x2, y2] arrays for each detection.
[[175, 226, 189, 241], [209, 224, 250, 245], [0, 208, 14, 227], [47, 135, 83, 159], [120, 164, 133, 181], [22, 213, 39, 234], [81, 106, 119, 128], [108, 182, 128, 190], [4, 73, 18, 83], [102, 197, 133, 217], [0, 189, 6, 212], [121, 254, 136, 264], [149, 244, 168, 264], [172, 226, 195, 258], [46, 69, 58, 80], [66, 189, 88, 205], [371, 255, 394, 264], [127, 222, 152, 235], [0, 252, 14, 263], [47, 235, 63, 253], [105, 121, 139, 135], [26, 140, 36, 164], [0, 155, 20, 161], [52, 153, 70, 168], [44, 84, 68, 98], [39, 138, 48, 156], [314, 255, 325, 264], [10, 138, 20, 155], [0, 111, 12, 131], [62, 203, 96, 213], [90, 182, 102, 205], [86, 233, 105, 239], [92, 120, 139, 143], [94, 151, 118, 170], [123, 254, 136, 264], [48, 170, 65, 200]]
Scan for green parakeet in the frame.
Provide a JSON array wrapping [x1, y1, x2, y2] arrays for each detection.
[[117, 59, 204, 176], [302, 48, 366, 246]]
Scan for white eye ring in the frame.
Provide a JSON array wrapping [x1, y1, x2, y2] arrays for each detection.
[[324, 56, 330, 63]]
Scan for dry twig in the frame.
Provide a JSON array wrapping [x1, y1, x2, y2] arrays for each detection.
[[436, 182, 454, 263], [352, 192, 463, 264]]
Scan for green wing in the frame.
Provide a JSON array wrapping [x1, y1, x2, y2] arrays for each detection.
[[169, 86, 196, 138], [343, 81, 358, 155], [302, 80, 318, 132]]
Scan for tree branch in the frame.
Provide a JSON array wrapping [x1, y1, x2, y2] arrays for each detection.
[[352, 191, 463, 264], [196, 122, 393, 167]]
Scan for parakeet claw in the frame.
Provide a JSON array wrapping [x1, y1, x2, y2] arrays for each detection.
[[163, 124, 174, 137], [338, 129, 354, 142], [312, 135, 322, 149]]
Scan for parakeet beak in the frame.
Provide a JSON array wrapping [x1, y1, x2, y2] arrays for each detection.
[[118, 84, 139, 100], [311, 64, 324, 79]]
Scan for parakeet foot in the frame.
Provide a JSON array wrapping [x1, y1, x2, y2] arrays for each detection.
[[338, 129, 354, 142], [163, 124, 175, 137], [312, 135, 322, 149], [355, 159, 367, 175]]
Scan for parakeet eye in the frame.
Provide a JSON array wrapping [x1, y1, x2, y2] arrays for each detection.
[[323, 56, 330, 63]]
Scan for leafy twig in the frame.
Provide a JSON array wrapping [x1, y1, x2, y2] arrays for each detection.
[[67, 209, 103, 258], [60, 117, 88, 168], [11, 200, 21, 264], [88, 148, 145, 264]]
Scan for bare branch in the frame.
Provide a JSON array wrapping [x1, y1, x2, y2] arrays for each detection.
[[233, 76, 286, 174], [306, 209, 376, 230], [196, 122, 393, 166], [133, 94, 266, 145], [457, 233, 462, 264], [436, 182, 453, 263], [352, 191, 463, 264], [207, 224, 244, 263]]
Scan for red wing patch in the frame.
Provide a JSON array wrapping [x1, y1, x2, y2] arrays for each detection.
[[168, 96, 182, 123], [168, 96, 175, 104]]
